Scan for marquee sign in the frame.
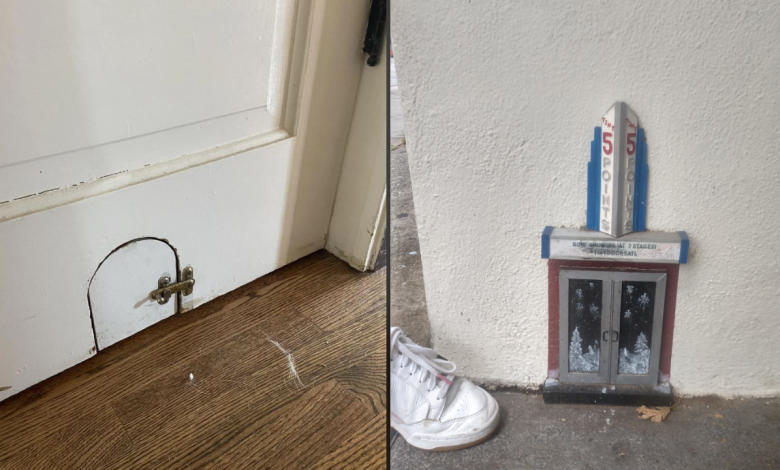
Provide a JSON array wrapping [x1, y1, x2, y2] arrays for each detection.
[[541, 227, 689, 264], [586, 102, 648, 238]]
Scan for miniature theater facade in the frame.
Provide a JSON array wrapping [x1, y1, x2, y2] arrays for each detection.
[[540, 103, 689, 405]]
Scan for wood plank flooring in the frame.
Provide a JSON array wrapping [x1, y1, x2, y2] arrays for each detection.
[[0, 251, 386, 469]]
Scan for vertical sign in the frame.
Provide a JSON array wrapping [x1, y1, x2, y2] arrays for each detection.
[[622, 106, 639, 235], [600, 105, 618, 235], [587, 102, 647, 238]]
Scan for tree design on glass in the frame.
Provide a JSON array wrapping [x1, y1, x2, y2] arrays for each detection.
[[568, 278, 602, 373], [569, 327, 599, 373], [618, 281, 656, 375], [619, 332, 650, 374]]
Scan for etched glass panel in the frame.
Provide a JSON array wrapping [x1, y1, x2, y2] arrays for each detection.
[[617, 281, 656, 375], [567, 279, 602, 373]]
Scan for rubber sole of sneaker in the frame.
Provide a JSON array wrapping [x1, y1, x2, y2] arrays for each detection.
[[390, 414, 500, 452]]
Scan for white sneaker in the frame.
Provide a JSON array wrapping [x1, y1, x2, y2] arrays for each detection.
[[390, 327, 500, 451]]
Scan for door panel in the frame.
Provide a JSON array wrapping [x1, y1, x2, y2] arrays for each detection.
[[616, 280, 656, 375], [89, 239, 177, 350], [0, 0, 276, 202], [566, 279, 603, 374], [610, 273, 667, 385], [559, 271, 612, 384]]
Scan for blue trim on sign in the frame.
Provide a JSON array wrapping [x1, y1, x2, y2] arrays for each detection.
[[632, 128, 649, 232], [587, 127, 602, 231], [678, 231, 689, 264], [542, 226, 554, 259]]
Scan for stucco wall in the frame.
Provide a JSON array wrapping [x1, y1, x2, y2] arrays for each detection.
[[391, 1, 780, 396]]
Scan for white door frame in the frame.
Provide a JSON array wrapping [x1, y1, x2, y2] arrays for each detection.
[[326, 31, 388, 272]]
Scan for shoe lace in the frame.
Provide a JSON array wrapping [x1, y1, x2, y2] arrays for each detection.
[[390, 327, 456, 400]]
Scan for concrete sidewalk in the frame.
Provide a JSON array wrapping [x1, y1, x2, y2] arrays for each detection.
[[391, 391, 780, 469]]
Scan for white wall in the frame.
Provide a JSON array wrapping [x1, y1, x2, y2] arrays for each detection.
[[392, 1, 780, 397]]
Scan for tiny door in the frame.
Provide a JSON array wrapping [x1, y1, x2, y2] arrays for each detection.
[[559, 271, 613, 384], [609, 272, 666, 385], [559, 270, 666, 386], [88, 239, 178, 350]]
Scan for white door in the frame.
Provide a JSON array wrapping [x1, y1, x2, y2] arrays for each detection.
[[0, 0, 380, 401]]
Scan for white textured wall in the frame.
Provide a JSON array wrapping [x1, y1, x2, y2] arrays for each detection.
[[391, 1, 780, 396]]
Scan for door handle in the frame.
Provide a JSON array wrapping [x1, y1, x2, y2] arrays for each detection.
[[603, 331, 619, 342]]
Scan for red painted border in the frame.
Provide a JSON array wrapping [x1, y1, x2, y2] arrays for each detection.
[[547, 259, 679, 380]]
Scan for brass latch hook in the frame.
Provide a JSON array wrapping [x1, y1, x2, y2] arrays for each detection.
[[150, 266, 195, 305]]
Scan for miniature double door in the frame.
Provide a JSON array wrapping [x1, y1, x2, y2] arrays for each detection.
[[559, 269, 666, 385]]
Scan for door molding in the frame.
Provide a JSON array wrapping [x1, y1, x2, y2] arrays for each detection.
[[0, 130, 289, 223]]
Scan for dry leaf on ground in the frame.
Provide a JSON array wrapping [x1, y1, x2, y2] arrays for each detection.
[[636, 399, 682, 423], [636, 405, 671, 422]]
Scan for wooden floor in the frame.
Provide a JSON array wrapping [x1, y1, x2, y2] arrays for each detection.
[[0, 251, 386, 469]]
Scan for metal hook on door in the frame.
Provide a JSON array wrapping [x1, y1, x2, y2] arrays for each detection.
[[150, 266, 195, 305]]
